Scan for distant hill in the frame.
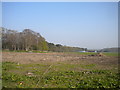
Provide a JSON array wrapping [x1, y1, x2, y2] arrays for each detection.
[[100, 48, 119, 52]]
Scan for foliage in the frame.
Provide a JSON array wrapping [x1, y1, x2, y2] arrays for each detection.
[[2, 27, 48, 51], [1, 27, 84, 52], [47, 42, 84, 52]]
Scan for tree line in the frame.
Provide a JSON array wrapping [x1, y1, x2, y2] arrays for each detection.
[[1, 27, 84, 52]]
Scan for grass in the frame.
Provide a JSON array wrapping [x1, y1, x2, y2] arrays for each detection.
[[102, 52, 119, 57], [2, 61, 119, 88], [2, 50, 119, 57]]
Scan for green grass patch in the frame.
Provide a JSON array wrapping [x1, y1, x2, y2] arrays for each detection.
[[32, 50, 48, 53], [2, 62, 17, 71], [80, 64, 96, 69], [102, 52, 118, 56], [2, 61, 119, 88]]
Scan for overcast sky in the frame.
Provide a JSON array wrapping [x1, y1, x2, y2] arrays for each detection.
[[2, 2, 118, 49]]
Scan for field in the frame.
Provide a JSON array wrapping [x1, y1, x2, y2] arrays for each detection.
[[2, 51, 119, 88]]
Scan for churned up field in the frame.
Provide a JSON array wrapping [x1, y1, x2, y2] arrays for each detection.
[[2, 51, 119, 88]]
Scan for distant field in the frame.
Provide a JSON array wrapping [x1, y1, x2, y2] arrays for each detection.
[[65, 52, 119, 57], [2, 50, 119, 56], [65, 52, 97, 55], [102, 52, 119, 56], [2, 51, 119, 88]]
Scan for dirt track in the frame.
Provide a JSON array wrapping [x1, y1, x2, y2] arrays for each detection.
[[2, 52, 118, 66]]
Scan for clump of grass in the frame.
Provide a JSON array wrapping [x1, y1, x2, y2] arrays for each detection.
[[32, 51, 48, 53], [2, 62, 17, 71], [80, 64, 96, 69]]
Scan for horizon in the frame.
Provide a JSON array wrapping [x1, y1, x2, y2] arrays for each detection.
[[1, 27, 118, 50], [2, 2, 118, 49]]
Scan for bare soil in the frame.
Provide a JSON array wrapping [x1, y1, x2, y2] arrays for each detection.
[[2, 52, 118, 66]]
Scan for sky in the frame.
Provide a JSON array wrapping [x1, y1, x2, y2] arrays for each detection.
[[2, 2, 118, 49], [0, 2, 2, 27]]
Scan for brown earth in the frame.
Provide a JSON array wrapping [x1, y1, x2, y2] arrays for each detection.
[[2, 52, 118, 67]]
